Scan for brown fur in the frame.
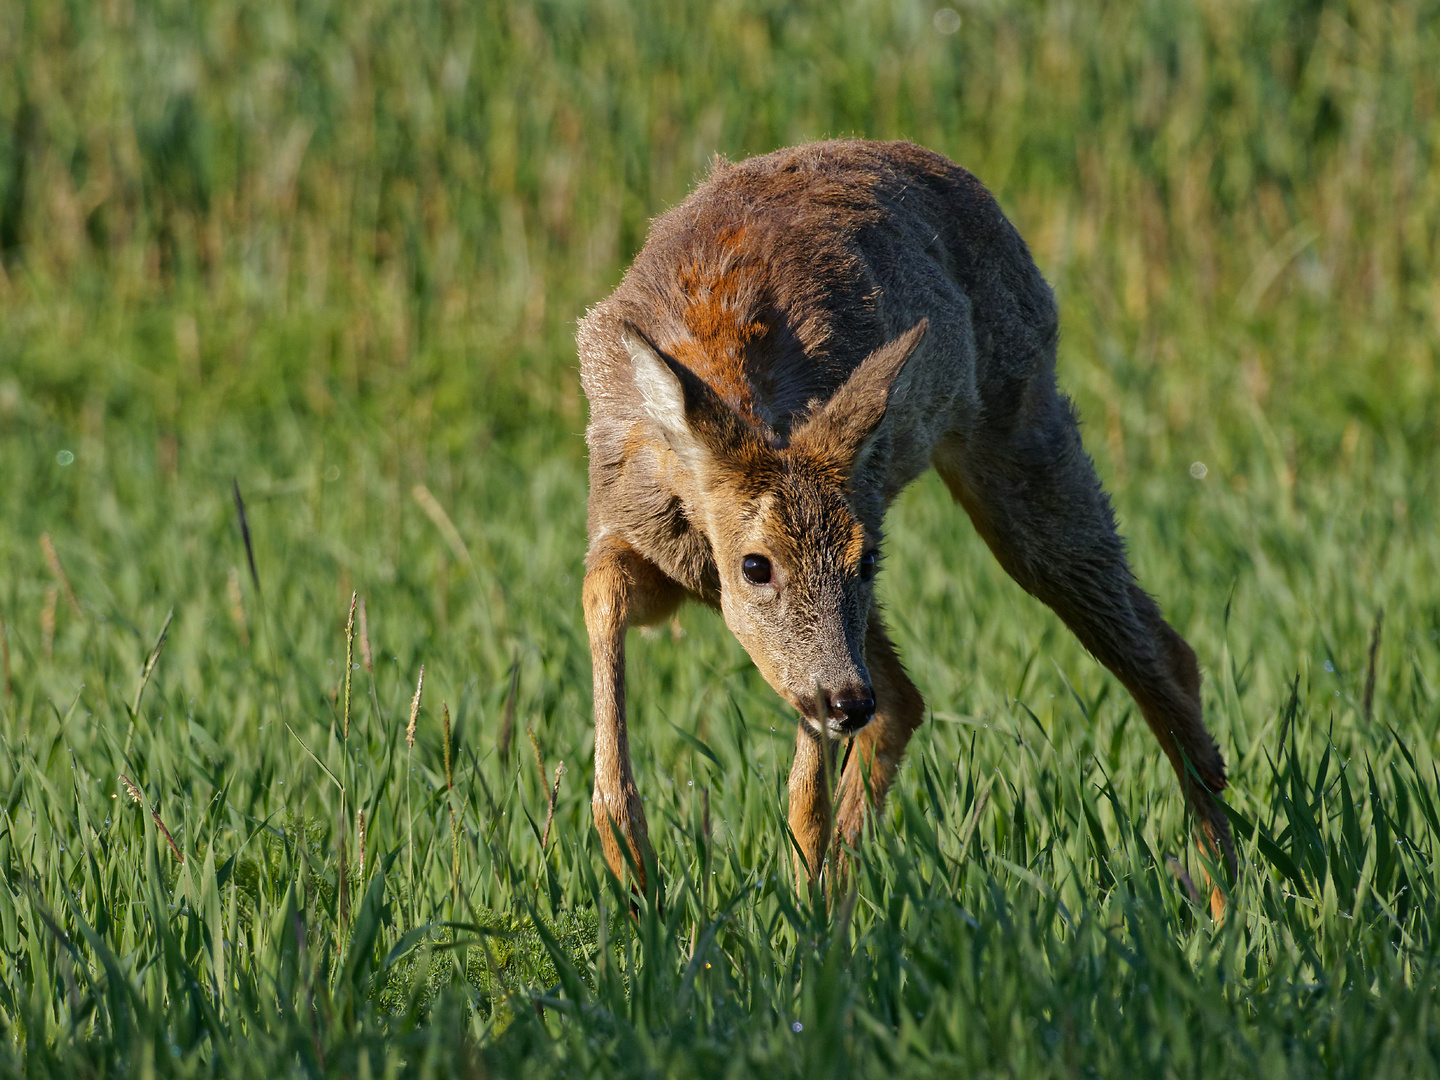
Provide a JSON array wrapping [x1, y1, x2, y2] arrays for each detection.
[[578, 140, 1234, 915]]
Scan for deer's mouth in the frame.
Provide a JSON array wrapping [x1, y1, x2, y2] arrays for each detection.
[[799, 688, 875, 738]]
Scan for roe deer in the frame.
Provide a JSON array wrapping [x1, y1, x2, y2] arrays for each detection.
[[577, 139, 1234, 913]]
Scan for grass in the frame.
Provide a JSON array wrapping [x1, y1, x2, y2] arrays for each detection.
[[2, 0, 1440, 1075]]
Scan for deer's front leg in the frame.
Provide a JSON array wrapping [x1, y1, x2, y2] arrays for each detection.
[[788, 724, 838, 893], [584, 538, 684, 899], [835, 616, 926, 844]]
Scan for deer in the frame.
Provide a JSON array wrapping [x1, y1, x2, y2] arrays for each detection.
[[576, 139, 1235, 917]]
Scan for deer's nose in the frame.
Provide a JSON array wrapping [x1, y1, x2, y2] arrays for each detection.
[[828, 694, 875, 732]]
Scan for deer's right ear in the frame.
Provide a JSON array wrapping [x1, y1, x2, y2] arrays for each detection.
[[622, 322, 743, 471]]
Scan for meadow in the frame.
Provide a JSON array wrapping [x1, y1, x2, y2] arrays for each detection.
[[2, 0, 1440, 1075]]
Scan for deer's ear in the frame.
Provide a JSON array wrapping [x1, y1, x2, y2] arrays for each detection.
[[623, 325, 691, 446], [622, 322, 752, 471], [792, 319, 928, 470]]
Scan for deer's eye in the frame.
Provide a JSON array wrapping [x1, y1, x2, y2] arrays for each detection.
[[859, 551, 878, 582], [741, 554, 772, 585]]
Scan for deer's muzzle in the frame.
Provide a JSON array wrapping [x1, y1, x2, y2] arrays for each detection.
[[806, 684, 874, 737]]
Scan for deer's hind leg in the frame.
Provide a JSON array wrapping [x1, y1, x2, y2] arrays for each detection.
[[932, 386, 1235, 902], [584, 536, 686, 899]]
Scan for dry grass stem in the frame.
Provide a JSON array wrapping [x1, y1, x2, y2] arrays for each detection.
[[411, 484, 473, 568], [443, 703, 453, 787], [40, 533, 82, 617], [119, 772, 185, 864], [41, 586, 57, 659], [338, 805, 350, 925], [356, 807, 366, 880], [526, 721, 546, 790], [342, 591, 356, 739], [407, 665, 424, 749], [540, 761, 565, 851]]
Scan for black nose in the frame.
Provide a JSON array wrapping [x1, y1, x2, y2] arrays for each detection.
[[828, 696, 875, 731]]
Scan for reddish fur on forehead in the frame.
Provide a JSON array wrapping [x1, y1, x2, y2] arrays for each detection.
[[734, 456, 869, 572], [662, 226, 772, 425]]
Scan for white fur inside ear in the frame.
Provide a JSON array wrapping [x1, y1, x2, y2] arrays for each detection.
[[623, 330, 704, 466], [624, 333, 686, 429]]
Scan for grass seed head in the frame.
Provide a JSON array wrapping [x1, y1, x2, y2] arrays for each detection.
[[343, 590, 356, 739], [442, 701, 453, 790], [407, 664, 424, 749]]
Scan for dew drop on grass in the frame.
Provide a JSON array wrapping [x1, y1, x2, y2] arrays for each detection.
[[57, 450, 74, 465], [791, 1021, 803, 1033], [1323, 660, 1334, 672]]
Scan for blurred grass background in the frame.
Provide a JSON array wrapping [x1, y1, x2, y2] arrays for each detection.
[[2, 0, 1440, 1075], [5, 0, 1437, 447]]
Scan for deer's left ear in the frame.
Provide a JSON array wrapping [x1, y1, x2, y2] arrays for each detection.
[[791, 319, 928, 470]]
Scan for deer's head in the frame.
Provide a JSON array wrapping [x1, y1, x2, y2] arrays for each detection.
[[624, 319, 927, 737]]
